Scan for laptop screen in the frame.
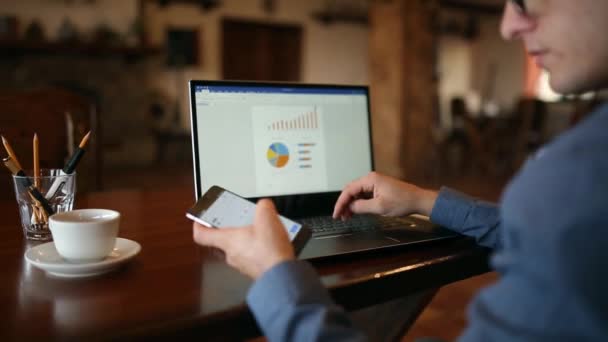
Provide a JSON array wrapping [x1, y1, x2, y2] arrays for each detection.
[[190, 81, 373, 199]]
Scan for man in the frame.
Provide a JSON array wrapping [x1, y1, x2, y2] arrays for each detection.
[[193, 1, 608, 340]]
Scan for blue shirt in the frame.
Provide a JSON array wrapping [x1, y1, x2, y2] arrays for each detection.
[[247, 103, 608, 341]]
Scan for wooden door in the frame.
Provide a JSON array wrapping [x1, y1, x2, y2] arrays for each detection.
[[222, 18, 302, 81]]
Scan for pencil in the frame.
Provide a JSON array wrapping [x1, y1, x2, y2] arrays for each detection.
[[2, 156, 55, 215], [44, 130, 91, 200], [62, 130, 91, 174], [79, 131, 91, 149], [33, 133, 40, 189], [1, 135, 23, 170]]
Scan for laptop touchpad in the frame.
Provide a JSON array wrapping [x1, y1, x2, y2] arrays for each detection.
[[301, 232, 398, 259]]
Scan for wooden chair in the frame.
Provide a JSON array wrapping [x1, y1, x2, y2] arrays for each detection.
[[0, 87, 102, 200], [438, 97, 496, 176]]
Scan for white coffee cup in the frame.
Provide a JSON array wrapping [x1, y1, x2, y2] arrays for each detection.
[[49, 209, 120, 262]]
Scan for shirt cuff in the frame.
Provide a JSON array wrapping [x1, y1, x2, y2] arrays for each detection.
[[430, 186, 476, 229], [247, 260, 333, 327]]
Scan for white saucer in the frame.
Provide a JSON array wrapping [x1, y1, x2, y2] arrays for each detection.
[[24, 238, 141, 278]]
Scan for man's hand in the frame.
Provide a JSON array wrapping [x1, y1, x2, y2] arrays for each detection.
[[333, 172, 438, 220], [192, 199, 295, 279]]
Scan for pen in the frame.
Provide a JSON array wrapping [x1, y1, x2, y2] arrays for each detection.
[[45, 131, 91, 200], [2, 156, 55, 216], [63, 131, 90, 174], [1, 135, 23, 170]]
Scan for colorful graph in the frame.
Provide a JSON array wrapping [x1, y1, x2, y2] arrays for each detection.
[[252, 106, 328, 194], [267, 107, 319, 131], [267, 143, 289, 168]]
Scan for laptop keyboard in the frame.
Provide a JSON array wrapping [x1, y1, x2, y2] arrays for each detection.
[[298, 214, 418, 237]]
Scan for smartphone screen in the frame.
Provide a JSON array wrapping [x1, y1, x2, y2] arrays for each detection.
[[188, 187, 306, 242]]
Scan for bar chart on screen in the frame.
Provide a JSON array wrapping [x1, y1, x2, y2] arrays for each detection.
[[266, 107, 320, 131], [252, 105, 328, 196]]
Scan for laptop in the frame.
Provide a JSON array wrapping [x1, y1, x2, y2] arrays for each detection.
[[189, 80, 459, 259]]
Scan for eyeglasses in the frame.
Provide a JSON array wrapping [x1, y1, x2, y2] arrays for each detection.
[[511, 0, 527, 14]]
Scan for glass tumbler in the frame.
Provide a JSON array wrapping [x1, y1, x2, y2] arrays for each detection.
[[12, 169, 76, 241]]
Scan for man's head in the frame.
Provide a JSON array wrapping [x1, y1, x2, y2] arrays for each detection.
[[501, 0, 608, 94]]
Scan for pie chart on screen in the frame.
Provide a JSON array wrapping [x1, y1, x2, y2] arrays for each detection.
[[267, 143, 289, 168]]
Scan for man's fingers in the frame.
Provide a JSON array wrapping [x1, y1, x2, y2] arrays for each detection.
[[254, 199, 284, 233], [255, 199, 278, 225], [333, 174, 376, 219], [349, 198, 381, 215], [256, 198, 277, 214], [333, 185, 361, 218], [192, 222, 231, 250]]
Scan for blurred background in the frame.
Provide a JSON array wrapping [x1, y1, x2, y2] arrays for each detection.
[[0, 0, 605, 339], [1, 0, 605, 193]]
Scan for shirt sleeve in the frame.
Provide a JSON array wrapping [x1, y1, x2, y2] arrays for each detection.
[[247, 260, 367, 342], [430, 187, 501, 249]]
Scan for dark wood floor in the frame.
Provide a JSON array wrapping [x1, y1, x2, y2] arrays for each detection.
[[104, 163, 509, 342], [404, 272, 499, 341], [404, 173, 505, 341]]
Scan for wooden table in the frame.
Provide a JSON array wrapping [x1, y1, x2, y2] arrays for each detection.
[[0, 188, 490, 340]]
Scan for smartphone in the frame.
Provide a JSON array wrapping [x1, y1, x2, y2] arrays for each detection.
[[186, 185, 312, 255]]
